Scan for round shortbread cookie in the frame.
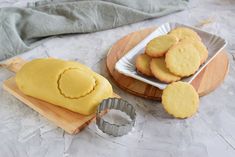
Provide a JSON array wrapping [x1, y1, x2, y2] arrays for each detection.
[[135, 53, 153, 76], [165, 41, 201, 77], [181, 39, 208, 65], [162, 81, 199, 118], [169, 27, 201, 41], [145, 35, 178, 57], [150, 58, 181, 83]]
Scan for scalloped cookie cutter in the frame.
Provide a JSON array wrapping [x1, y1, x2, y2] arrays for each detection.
[[96, 98, 136, 137]]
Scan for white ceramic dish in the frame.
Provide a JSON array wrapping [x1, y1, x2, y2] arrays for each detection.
[[115, 22, 227, 90]]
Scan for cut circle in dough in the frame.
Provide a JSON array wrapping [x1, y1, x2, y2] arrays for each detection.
[[162, 81, 199, 118], [15, 58, 113, 115], [58, 68, 96, 98]]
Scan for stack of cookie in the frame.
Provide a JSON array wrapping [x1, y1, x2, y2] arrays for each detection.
[[135, 27, 208, 83]]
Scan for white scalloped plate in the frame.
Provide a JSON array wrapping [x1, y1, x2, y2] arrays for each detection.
[[115, 22, 227, 90]]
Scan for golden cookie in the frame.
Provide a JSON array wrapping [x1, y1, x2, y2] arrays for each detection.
[[145, 35, 178, 57], [165, 41, 200, 77], [169, 27, 201, 41], [150, 58, 181, 83], [162, 81, 199, 118], [135, 53, 153, 76], [181, 39, 208, 65]]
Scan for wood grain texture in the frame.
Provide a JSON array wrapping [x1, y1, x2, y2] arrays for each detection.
[[1, 57, 27, 73], [106, 27, 229, 100], [2, 57, 119, 134], [3, 77, 95, 134]]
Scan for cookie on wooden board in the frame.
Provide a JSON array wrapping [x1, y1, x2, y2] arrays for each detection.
[[162, 81, 199, 118], [169, 27, 201, 41], [135, 53, 153, 76], [150, 58, 181, 83], [181, 39, 208, 65], [165, 41, 201, 77], [145, 35, 178, 57]]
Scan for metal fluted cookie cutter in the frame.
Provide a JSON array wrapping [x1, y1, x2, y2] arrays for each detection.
[[96, 98, 136, 137]]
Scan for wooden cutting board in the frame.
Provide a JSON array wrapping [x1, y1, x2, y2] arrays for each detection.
[[2, 58, 118, 134], [106, 27, 229, 100]]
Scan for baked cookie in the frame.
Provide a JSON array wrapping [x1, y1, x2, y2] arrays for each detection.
[[169, 27, 201, 41], [150, 58, 181, 83], [181, 39, 208, 65], [145, 35, 178, 57], [165, 41, 200, 77], [162, 81, 199, 118], [135, 53, 153, 76]]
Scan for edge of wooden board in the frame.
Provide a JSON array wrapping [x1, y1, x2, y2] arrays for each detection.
[[2, 77, 119, 134]]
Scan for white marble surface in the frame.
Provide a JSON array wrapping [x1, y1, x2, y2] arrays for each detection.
[[0, 0, 235, 156]]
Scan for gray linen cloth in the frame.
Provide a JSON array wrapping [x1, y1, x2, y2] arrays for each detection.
[[0, 0, 188, 60]]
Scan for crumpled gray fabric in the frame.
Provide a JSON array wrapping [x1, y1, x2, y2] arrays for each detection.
[[0, 0, 189, 60]]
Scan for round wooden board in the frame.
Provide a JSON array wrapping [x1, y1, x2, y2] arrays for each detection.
[[106, 27, 229, 100]]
